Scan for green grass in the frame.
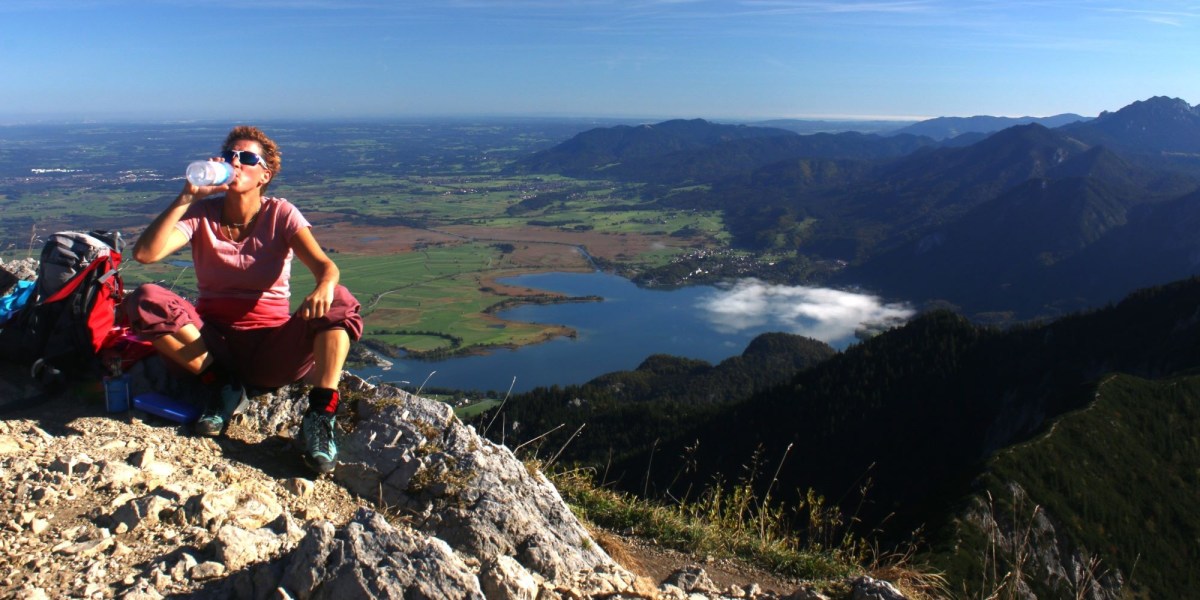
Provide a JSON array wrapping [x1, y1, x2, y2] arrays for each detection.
[[547, 465, 947, 599], [289, 244, 577, 355], [454, 398, 501, 420]]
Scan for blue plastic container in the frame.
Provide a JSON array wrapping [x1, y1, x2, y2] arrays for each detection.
[[132, 392, 201, 424], [103, 375, 130, 412]]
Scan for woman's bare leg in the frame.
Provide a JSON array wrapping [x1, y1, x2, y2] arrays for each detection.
[[150, 323, 213, 375], [308, 328, 350, 389]]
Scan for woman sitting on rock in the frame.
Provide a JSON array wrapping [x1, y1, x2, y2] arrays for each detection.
[[126, 125, 363, 475]]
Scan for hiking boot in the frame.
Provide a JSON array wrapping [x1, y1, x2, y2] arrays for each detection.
[[193, 382, 248, 437], [301, 411, 338, 474]]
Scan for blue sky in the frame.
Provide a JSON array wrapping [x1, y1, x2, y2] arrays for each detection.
[[1, 1, 1197, 123]]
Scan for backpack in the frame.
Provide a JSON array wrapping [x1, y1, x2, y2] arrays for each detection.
[[0, 231, 125, 385]]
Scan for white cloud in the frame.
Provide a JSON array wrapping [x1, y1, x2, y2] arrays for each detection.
[[697, 278, 914, 343]]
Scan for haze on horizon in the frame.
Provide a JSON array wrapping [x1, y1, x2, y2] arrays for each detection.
[[1, 1, 1197, 124]]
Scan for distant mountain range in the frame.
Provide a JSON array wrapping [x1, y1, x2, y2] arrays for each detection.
[[509, 119, 936, 183], [750, 118, 914, 135], [513, 95, 1200, 321], [487, 95, 1200, 598], [889, 112, 1089, 140]]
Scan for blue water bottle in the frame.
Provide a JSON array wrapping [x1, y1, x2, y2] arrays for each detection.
[[103, 374, 131, 412]]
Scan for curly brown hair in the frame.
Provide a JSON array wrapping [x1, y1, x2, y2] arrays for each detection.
[[222, 125, 281, 191]]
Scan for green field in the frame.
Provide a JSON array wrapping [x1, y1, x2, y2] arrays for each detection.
[[294, 244, 584, 355]]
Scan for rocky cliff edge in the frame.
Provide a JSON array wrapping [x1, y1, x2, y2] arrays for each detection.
[[0, 362, 908, 600]]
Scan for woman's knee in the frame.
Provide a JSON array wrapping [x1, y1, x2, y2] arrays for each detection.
[[329, 285, 364, 340], [124, 283, 200, 338]]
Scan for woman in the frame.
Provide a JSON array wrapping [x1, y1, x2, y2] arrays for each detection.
[[126, 125, 363, 475]]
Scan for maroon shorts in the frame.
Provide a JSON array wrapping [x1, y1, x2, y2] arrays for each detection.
[[123, 283, 364, 388]]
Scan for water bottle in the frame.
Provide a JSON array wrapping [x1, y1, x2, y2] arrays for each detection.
[[185, 161, 234, 186], [103, 374, 131, 412]]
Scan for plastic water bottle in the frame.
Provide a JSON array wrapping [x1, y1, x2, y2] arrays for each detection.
[[185, 161, 234, 186], [103, 374, 131, 412]]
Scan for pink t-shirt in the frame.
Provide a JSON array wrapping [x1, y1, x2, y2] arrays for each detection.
[[175, 196, 311, 329]]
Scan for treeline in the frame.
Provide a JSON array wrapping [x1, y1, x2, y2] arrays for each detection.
[[469, 332, 835, 467], [621, 277, 1200, 598], [361, 329, 462, 359]]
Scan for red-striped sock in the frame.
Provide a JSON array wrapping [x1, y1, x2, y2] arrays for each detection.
[[308, 387, 339, 415], [199, 364, 230, 387]]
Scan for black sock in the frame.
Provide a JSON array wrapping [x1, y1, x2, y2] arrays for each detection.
[[199, 363, 230, 387], [308, 387, 339, 415]]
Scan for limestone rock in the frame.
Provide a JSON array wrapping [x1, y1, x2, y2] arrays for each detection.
[[850, 576, 906, 600], [109, 493, 176, 533], [213, 525, 283, 571], [282, 477, 313, 498], [0, 258, 38, 281], [186, 481, 283, 531], [481, 555, 543, 600], [666, 565, 720, 594], [335, 396, 614, 580], [205, 508, 486, 600], [190, 561, 226, 581]]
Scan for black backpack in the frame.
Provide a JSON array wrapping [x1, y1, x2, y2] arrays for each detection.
[[0, 231, 124, 386]]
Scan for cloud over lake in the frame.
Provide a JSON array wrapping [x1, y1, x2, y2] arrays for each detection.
[[697, 279, 914, 344]]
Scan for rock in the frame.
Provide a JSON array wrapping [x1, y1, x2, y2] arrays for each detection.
[[171, 553, 198, 582], [12, 586, 51, 600], [30, 518, 50, 535], [851, 576, 906, 600], [120, 578, 165, 599], [0, 258, 38, 281], [334, 396, 614, 580], [190, 561, 226, 581], [141, 461, 176, 483], [785, 585, 831, 600], [55, 536, 114, 558], [237, 386, 309, 438], [110, 493, 176, 533], [48, 453, 94, 478], [205, 508, 486, 600], [212, 524, 284, 571], [282, 478, 313, 498], [480, 555, 543, 600], [97, 460, 140, 488], [665, 565, 719, 594], [128, 447, 155, 469], [186, 481, 283, 531], [0, 435, 23, 455]]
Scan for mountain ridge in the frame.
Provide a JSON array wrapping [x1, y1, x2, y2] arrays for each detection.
[[889, 113, 1089, 140], [523, 96, 1200, 320]]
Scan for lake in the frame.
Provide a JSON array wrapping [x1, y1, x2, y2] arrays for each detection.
[[353, 271, 913, 394]]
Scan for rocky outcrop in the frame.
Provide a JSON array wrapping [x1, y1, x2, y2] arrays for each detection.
[[958, 482, 1123, 600], [0, 363, 910, 599]]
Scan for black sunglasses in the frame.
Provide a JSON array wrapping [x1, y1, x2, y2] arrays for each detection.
[[221, 149, 269, 167]]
